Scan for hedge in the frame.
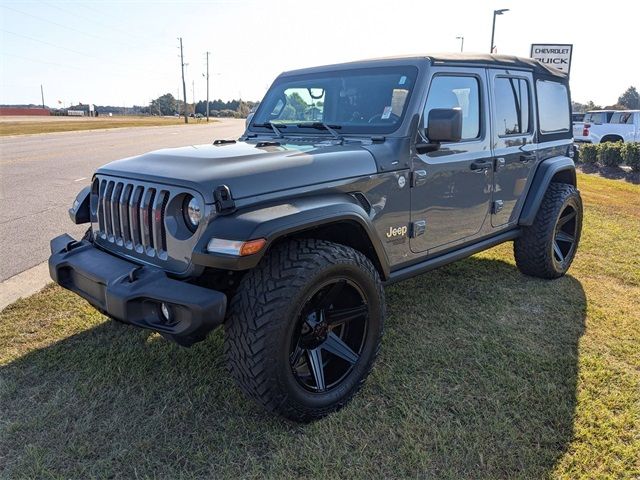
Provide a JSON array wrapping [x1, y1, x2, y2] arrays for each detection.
[[621, 142, 640, 172], [598, 143, 624, 167], [580, 143, 599, 164], [577, 142, 640, 170]]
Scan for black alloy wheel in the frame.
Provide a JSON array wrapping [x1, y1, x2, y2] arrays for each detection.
[[289, 279, 369, 393], [552, 203, 579, 269]]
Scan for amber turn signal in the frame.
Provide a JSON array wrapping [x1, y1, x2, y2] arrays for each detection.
[[239, 238, 267, 256]]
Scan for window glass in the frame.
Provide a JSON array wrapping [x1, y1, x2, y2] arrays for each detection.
[[250, 66, 417, 134], [423, 76, 480, 140], [585, 112, 604, 124], [494, 77, 530, 135], [611, 112, 634, 124], [272, 88, 325, 122], [536, 80, 570, 133]]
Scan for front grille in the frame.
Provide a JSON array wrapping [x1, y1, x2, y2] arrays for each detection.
[[95, 178, 169, 259]]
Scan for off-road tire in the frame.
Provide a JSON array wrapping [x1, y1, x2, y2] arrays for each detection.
[[514, 182, 582, 279], [224, 239, 385, 422]]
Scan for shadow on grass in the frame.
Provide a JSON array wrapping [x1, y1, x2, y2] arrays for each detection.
[[0, 256, 586, 479], [578, 162, 640, 184]]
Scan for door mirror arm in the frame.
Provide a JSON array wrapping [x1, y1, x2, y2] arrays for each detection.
[[415, 141, 441, 154]]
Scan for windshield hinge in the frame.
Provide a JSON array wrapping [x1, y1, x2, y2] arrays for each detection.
[[214, 185, 236, 215]]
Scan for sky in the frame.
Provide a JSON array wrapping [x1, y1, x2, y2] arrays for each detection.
[[1, 0, 638, 108]]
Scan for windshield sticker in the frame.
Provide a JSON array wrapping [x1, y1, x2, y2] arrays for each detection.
[[398, 76, 407, 85], [381, 106, 393, 119]]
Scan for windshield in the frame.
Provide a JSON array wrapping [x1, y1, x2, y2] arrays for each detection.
[[250, 66, 418, 135]]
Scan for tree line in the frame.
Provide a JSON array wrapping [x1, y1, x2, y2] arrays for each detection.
[[572, 86, 639, 112], [142, 93, 258, 117]]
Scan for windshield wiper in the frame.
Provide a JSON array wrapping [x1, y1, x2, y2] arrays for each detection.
[[252, 121, 286, 138], [296, 122, 342, 140]]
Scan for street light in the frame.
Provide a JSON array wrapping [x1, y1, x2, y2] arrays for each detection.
[[456, 36, 464, 52], [490, 8, 509, 53]]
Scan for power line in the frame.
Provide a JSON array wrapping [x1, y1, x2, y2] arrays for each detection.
[[0, 51, 86, 71], [39, 1, 174, 50], [1, 29, 175, 80], [1, 4, 135, 50]]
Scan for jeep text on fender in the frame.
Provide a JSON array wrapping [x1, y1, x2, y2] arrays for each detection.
[[51, 54, 582, 422]]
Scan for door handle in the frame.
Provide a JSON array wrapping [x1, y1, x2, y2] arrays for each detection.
[[470, 160, 492, 171]]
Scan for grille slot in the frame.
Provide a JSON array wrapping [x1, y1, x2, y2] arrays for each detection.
[[96, 180, 168, 258]]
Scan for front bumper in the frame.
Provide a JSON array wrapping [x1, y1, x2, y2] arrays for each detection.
[[48, 234, 227, 346]]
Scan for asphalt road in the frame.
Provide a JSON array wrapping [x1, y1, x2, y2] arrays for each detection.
[[0, 118, 246, 282]]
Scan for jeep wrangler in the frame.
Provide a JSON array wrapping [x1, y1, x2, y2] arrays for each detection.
[[50, 54, 582, 422]]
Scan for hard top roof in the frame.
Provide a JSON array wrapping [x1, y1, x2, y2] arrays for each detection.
[[280, 53, 567, 79]]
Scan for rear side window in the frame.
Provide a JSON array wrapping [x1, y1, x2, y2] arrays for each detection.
[[424, 75, 480, 140], [536, 80, 570, 133], [610, 112, 634, 124], [584, 111, 614, 125], [494, 77, 530, 136], [585, 112, 605, 124]]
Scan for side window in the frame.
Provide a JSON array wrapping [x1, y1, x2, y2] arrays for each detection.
[[612, 112, 634, 124], [424, 75, 480, 140], [585, 112, 603, 124], [494, 77, 530, 136], [536, 80, 570, 133]]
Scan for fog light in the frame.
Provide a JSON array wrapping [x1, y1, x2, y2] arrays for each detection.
[[160, 302, 172, 321]]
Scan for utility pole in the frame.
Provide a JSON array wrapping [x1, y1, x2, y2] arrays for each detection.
[[456, 36, 464, 52], [205, 51, 210, 122], [490, 9, 509, 53], [178, 37, 188, 123], [192, 79, 195, 107], [40, 84, 45, 109]]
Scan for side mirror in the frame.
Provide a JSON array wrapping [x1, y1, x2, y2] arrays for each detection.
[[426, 108, 463, 143]]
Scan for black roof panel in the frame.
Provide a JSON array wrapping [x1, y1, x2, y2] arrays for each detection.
[[280, 53, 567, 79]]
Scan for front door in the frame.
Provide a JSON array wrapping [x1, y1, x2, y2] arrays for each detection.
[[488, 70, 536, 227], [410, 69, 493, 254]]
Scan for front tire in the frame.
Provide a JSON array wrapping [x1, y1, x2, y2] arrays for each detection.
[[224, 239, 385, 422], [514, 182, 582, 279]]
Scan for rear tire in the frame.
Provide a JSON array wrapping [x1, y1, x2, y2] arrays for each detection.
[[514, 182, 582, 279], [224, 239, 384, 422]]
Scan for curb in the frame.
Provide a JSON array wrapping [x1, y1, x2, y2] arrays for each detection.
[[0, 262, 51, 310]]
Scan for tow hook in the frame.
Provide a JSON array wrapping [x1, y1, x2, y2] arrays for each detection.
[[64, 240, 82, 252], [128, 266, 143, 283]]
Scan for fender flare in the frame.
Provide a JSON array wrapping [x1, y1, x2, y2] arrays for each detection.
[[192, 193, 389, 277], [519, 156, 576, 226]]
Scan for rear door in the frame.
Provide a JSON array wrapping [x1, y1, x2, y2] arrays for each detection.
[[410, 68, 492, 254], [488, 70, 536, 227]]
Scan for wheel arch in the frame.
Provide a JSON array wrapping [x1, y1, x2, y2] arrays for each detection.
[[519, 156, 577, 226], [269, 218, 386, 278], [192, 193, 390, 279], [600, 134, 624, 143]]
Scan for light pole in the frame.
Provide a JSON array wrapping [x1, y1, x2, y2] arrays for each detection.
[[490, 9, 509, 53], [205, 51, 210, 122], [456, 36, 464, 52]]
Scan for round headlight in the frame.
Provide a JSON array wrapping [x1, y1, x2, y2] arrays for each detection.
[[184, 196, 201, 230]]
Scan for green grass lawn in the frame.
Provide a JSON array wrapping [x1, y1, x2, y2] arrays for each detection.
[[1, 173, 638, 479]]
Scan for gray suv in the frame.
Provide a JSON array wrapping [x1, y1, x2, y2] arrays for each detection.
[[50, 54, 582, 422]]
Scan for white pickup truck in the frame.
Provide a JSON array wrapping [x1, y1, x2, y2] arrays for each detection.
[[575, 110, 640, 143]]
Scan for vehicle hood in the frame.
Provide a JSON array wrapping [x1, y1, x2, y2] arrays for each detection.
[[97, 140, 378, 203]]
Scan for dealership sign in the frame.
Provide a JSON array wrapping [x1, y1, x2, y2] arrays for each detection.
[[530, 44, 573, 75]]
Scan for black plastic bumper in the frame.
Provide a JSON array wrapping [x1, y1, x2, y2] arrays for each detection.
[[48, 234, 227, 346]]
